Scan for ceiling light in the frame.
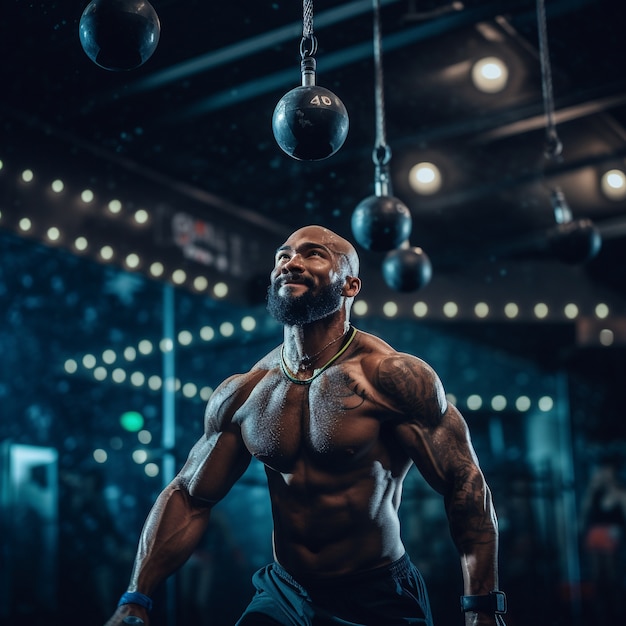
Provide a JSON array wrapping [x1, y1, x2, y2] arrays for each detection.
[[413, 301, 428, 317], [471, 56, 509, 93], [193, 276, 208, 291], [74, 236, 88, 251], [46, 227, 61, 241], [149, 262, 164, 277], [18, 218, 32, 232], [213, 282, 229, 298], [383, 301, 398, 317], [504, 302, 519, 318], [408, 162, 442, 195], [108, 199, 122, 214], [600, 168, 626, 200], [443, 301, 458, 318], [134, 209, 149, 224], [172, 269, 186, 284]]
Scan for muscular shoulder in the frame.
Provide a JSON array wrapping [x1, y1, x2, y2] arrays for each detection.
[[203, 350, 278, 431], [373, 350, 448, 427]]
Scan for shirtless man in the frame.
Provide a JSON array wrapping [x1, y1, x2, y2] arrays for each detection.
[[105, 225, 506, 626]]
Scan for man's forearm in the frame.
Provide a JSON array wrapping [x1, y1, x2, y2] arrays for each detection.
[[446, 469, 499, 595], [128, 481, 213, 595]]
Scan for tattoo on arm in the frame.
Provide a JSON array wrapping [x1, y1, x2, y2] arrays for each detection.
[[376, 356, 445, 427]]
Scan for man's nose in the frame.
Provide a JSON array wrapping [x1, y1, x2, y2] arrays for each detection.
[[282, 254, 304, 271]]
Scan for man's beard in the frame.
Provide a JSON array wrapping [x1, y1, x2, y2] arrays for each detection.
[[266, 276, 344, 326]]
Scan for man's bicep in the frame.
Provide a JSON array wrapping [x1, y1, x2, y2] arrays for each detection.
[[395, 404, 480, 496], [177, 376, 252, 503]]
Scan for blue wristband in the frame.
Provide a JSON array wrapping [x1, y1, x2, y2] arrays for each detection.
[[118, 591, 153, 612]]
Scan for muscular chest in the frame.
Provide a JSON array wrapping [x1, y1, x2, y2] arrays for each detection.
[[235, 368, 380, 471]]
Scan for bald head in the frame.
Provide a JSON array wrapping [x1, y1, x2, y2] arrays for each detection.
[[282, 225, 360, 279]]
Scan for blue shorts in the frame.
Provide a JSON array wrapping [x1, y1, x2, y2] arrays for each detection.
[[236, 553, 433, 625]]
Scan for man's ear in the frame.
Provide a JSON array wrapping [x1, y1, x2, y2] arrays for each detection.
[[342, 276, 361, 298]]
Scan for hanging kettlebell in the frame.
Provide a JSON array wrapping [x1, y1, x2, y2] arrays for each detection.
[[351, 146, 413, 252], [382, 246, 432, 292], [272, 3, 349, 162], [79, 0, 160, 71]]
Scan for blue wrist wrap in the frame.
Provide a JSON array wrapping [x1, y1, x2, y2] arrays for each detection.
[[118, 591, 153, 612]]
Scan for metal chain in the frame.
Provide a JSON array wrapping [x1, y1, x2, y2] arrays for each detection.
[[536, 0, 562, 161], [303, 0, 314, 37], [372, 0, 391, 165], [301, 0, 317, 58]]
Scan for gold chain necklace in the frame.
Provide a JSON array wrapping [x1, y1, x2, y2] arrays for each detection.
[[280, 326, 358, 385], [297, 328, 349, 370]]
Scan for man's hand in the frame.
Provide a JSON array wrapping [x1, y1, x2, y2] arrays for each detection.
[[104, 604, 149, 626]]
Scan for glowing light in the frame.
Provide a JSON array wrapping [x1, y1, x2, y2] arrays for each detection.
[[93, 449, 108, 463], [93, 366, 107, 381], [130, 371, 146, 387], [595, 303, 609, 319], [353, 300, 368, 316], [193, 276, 208, 291], [408, 162, 442, 195], [538, 396, 554, 412], [471, 56, 509, 93], [74, 237, 88, 251], [148, 375, 162, 391], [124, 347, 137, 361], [46, 227, 61, 241], [134, 209, 149, 224], [474, 302, 489, 318], [214, 282, 229, 298], [467, 394, 483, 410], [138, 340, 153, 355], [108, 199, 122, 214], [132, 449, 148, 464], [21, 169, 34, 183], [443, 301, 458, 318], [120, 411, 144, 432], [241, 316, 257, 331], [178, 330, 193, 345], [150, 262, 164, 277], [413, 302, 428, 318], [51, 179, 64, 193], [220, 322, 235, 337], [112, 368, 126, 383], [515, 396, 531, 411], [564, 303, 579, 319], [18, 218, 32, 232], [145, 463, 160, 477], [200, 386, 214, 401], [138, 430, 152, 444], [601, 169, 626, 200], [172, 269, 187, 285], [64, 359, 78, 374], [200, 326, 215, 341], [125, 253, 140, 269], [383, 301, 398, 317], [100, 245, 114, 261], [82, 354, 96, 369], [182, 382, 198, 398], [504, 302, 519, 319], [534, 303, 549, 319], [599, 329, 614, 346], [491, 395, 507, 411], [81, 189, 94, 203], [160, 338, 174, 352]]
